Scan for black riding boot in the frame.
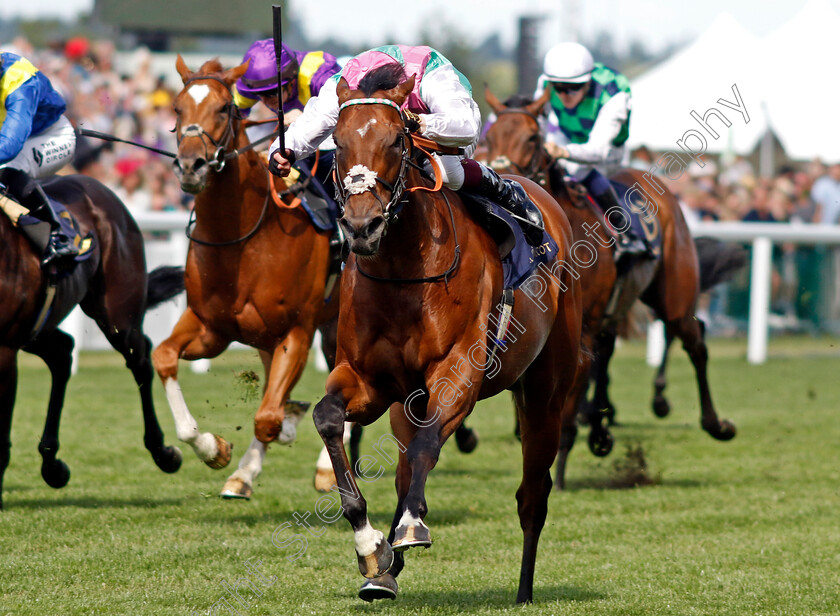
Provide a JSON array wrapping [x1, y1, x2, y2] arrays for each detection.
[[473, 164, 545, 246], [591, 182, 648, 263], [22, 182, 80, 266]]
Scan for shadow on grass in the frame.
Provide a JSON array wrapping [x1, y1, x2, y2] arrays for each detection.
[[351, 584, 604, 612], [6, 495, 190, 510], [562, 476, 703, 491]]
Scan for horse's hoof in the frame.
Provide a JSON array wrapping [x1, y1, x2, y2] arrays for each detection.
[[220, 477, 253, 500], [455, 427, 479, 454], [652, 395, 671, 418], [42, 459, 70, 489], [154, 446, 183, 474], [204, 435, 232, 470], [392, 519, 432, 552], [705, 419, 737, 441], [357, 535, 394, 579], [588, 429, 614, 457], [359, 574, 398, 602], [314, 468, 337, 493]]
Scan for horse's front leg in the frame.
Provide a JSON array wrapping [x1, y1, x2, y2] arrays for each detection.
[[0, 347, 18, 510], [221, 338, 311, 499], [313, 367, 394, 580], [391, 380, 479, 552], [152, 307, 231, 469]]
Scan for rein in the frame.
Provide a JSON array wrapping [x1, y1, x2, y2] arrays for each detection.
[[336, 97, 461, 284]]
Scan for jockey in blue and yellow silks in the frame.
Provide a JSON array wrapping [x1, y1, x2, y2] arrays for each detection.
[[0, 51, 79, 265]]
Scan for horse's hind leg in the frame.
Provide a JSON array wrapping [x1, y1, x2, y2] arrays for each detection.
[[152, 307, 231, 469], [651, 330, 675, 418], [513, 379, 565, 604], [24, 330, 75, 489], [669, 314, 736, 440], [0, 347, 18, 510], [586, 330, 616, 457]]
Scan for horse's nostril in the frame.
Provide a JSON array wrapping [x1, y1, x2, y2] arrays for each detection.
[[366, 217, 385, 238], [193, 158, 206, 172]]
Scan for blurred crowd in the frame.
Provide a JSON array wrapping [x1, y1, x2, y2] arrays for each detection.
[[629, 147, 840, 334], [3, 35, 192, 215], [4, 34, 840, 333]]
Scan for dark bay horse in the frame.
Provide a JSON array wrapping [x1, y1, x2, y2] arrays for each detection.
[[312, 71, 583, 604], [151, 57, 339, 499], [0, 173, 183, 510], [482, 88, 738, 488]]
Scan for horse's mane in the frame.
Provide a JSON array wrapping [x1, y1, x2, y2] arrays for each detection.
[[357, 63, 408, 96], [503, 94, 534, 108]]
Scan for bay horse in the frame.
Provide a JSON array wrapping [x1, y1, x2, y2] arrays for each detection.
[[482, 87, 738, 488], [151, 57, 339, 499], [312, 69, 583, 604], [0, 172, 183, 510]]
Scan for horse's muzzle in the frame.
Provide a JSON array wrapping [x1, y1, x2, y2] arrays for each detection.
[[340, 215, 386, 256], [174, 156, 209, 194]]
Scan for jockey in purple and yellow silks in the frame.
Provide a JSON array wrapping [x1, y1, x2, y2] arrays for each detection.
[[268, 44, 545, 246], [233, 40, 340, 125], [0, 51, 79, 265]]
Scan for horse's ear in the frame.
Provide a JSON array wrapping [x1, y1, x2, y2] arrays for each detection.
[[485, 85, 505, 114], [224, 59, 249, 86], [175, 54, 192, 83], [390, 74, 416, 107], [526, 86, 551, 116], [336, 77, 351, 105]]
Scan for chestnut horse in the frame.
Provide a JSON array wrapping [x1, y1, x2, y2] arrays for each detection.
[[0, 172, 183, 510], [151, 57, 338, 499], [312, 70, 583, 604], [482, 88, 738, 488]]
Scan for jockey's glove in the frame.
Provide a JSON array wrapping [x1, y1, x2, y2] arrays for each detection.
[[268, 149, 296, 176], [403, 110, 423, 133]]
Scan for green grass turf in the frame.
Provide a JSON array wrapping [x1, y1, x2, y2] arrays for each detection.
[[1, 336, 838, 615]]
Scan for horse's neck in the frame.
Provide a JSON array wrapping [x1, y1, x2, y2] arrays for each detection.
[[194, 134, 264, 229], [370, 182, 457, 280]]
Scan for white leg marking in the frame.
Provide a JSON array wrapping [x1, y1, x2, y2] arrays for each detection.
[[165, 378, 218, 461], [354, 519, 384, 557], [227, 437, 267, 484], [397, 509, 428, 531]]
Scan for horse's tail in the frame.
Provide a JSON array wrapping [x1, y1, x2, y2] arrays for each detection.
[[694, 237, 748, 292], [146, 266, 185, 310]]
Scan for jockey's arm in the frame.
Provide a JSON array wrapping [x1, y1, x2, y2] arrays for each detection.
[[416, 65, 482, 149], [269, 77, 340, 173], [562, 92, 631, 165], [0, 78, 40, 165]]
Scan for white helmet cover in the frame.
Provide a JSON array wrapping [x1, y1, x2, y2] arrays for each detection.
[[543, 42, 594, 83]]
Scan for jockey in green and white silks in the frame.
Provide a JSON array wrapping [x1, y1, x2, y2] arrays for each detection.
[[269, 45, 545, 246], [535, 42, 646, 260]]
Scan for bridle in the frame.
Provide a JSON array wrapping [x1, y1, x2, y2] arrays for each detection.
[[489, 108, 551, 186], [334, 97, 461, 284], [176, 75, 239, 173], [334, 98, 413, 223], [176, 73, 279, 247]]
